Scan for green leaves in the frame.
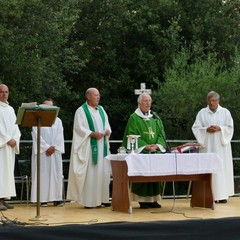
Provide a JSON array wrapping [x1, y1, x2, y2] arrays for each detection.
[[0, 0, 79, 106], [153, 48, 240, 139], [1, 0, 240, 141]]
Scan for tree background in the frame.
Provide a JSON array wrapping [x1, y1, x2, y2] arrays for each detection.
[[1, 0, 240, 194]]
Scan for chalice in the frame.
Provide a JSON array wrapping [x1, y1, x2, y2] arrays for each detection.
[[127, 135, 140, 153]]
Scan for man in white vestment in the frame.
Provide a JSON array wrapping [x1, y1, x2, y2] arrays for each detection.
[[0, 84, 21, 211], [192, 91, 234, 203], [31, 99, 65, 207], [67, 88, 111, 208]]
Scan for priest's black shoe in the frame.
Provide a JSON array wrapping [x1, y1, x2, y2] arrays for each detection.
[[219, 199, 227, 203], [139, 202, 149, 209], [54, 201, 64, 207], [0, 202, 7, 211], [2, 201, 14, 209], [101, 202, 111, 207], [149, 202, 161, 208]]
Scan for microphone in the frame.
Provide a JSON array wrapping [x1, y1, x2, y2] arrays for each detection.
[[151, 110, 158, 120], [151, 110, 171, 153]]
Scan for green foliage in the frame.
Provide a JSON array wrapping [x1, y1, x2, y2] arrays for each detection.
[[1, 0, 240, 142], [153, 48, 240, 139], [65, 0, 186, 139], [0, 0, 79, 110]]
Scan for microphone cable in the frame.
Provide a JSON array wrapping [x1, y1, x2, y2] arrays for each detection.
[[151, 110, 196, 215], [150, 130, 201, 219]]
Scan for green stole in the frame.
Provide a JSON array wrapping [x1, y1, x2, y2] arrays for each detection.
[[82, 102, 108, 165]]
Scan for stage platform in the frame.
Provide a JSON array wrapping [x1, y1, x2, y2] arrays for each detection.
[[1, 197, 240, 240], [1, 197, 240, 226]]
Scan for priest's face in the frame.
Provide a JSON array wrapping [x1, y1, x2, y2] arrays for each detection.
[[139, 95, 152, 113], [0, 84, 9, 103], [208, 96, 219, 110], [43, 100, 53, 106], [87, 88, 100, 107]]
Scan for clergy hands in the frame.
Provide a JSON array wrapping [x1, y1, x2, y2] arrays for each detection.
[[145, 144, 159, 153], [7, 139, 16, 148], [46, 146, 55, 156], [105, 129, 111, 137], [90, 132, 105, 140], [207, 125, 221, 133], [91, 130, 111, 140]]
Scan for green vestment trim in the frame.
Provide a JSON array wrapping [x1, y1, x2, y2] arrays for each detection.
[[98, 106, 108, 160], [82, 103, 107, 165]]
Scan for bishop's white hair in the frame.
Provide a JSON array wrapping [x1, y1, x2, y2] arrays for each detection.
[[137, 92, 152, 103]]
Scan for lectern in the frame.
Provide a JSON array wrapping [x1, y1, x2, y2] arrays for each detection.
[[16, 105, 59, 221]]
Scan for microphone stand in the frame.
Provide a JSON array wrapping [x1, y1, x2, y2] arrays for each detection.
[[150, 111, 180, 215], [151, 111, 171, 153]]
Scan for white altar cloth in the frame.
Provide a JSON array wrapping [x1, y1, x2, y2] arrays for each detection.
[[106, 153, 222, 177]]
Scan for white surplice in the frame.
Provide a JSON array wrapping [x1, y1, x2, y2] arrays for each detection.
[[192, 105, 234, 201], [67, 103, 111, 207], [31, 117, 65, 202], [0, 101, 21, 198]]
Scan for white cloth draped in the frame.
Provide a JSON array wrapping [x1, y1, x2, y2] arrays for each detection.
[[31, 117, 65, 202], [67, 103, 111, 207], [0, 101, 21, 198], [192, 105, 234, 201], [106, 153, 222, 176]]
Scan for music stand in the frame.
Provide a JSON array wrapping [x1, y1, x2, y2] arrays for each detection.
[[16, 106, 59, 221]]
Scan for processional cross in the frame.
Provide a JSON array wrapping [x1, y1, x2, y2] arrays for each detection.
[[134, 83, 152, 95]]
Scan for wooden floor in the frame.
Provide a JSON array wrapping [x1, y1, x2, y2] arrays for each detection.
[[2, 197, 240, 226]]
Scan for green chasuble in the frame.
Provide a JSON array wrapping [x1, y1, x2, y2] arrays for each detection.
[[122, 112, 167, 197]]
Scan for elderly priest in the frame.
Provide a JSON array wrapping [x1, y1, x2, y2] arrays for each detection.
[[122, 92, 168, 209]]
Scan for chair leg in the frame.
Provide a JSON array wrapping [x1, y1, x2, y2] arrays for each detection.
[[62, 175, 65, 204], [187, 181, 192, 199], [26, 176, 29, 205], [20, 177, 24, 203], [28, 177, 31, 204], [161, 182, 166, 198], [20, 176, 29, 205]]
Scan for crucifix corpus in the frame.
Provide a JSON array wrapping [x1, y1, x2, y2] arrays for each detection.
[[134, 83, 152, 95], [144, 127, 155, 139]]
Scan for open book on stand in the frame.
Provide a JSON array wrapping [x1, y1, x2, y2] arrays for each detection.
[[16, 102, 60, 126]]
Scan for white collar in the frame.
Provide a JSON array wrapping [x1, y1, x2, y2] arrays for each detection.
[[207, 105, 222, 113], [135, 108, 153, 120], [0, 101, 9, 107]]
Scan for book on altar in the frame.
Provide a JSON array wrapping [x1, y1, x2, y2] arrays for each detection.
[[171, 142, 203, 153]]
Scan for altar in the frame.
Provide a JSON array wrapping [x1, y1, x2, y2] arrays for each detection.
[[106, 153, 222, 213]]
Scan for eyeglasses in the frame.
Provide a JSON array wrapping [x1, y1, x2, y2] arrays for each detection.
[[208, 99, 219, 103]]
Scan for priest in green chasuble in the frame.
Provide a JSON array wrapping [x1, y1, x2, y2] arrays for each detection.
[[122, 93, 167, 209]]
